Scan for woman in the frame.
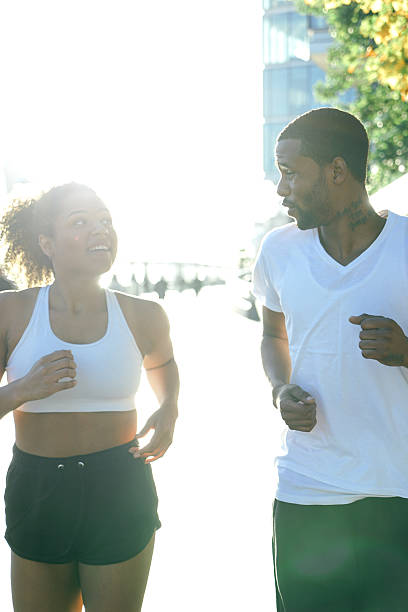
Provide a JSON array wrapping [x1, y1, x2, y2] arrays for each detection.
[[0, 271, 16, 291], [0, 183, 179, 612]]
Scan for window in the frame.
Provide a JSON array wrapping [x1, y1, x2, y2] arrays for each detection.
[[263, 68, 288, 118], [264, 123, 286, 181], [309, 15, 328, 30], [263, 13, 310, 65], [263, 63, 332, 179], [263, 13, 288, 64], [264, 64, 323, 120], [263, 0, 291, 9], [289, 66, 309, 114], [310, 64, 325, 88], [288, 13, 310, 62]]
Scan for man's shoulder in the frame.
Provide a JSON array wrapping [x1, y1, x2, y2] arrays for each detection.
[[390, 211, 408, 225]]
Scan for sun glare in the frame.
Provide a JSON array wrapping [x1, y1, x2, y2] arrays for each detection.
[[0, 0, 271, 269]]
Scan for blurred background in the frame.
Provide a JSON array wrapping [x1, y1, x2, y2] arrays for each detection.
[[0, 0, 407, 609]]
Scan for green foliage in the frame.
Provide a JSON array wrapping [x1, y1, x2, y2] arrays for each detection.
[[294, 0, 408, 192]]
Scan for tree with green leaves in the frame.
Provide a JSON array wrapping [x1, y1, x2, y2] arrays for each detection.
[[295, 0, 408, 192]]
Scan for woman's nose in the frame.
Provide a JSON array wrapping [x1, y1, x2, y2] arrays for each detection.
[[92, 221, 109, 234]]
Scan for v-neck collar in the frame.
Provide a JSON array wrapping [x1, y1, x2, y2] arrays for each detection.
[[312, 211, 394, 271]]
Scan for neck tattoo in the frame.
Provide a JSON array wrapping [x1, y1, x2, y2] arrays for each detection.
[[331, 199, 374, 231]]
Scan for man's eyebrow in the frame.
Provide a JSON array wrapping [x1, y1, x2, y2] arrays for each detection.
[[275, 160, 295, 170]]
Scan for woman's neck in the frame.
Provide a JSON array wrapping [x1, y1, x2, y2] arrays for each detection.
[[50, 277, 105, 314]]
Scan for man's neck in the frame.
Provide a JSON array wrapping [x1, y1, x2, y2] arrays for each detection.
[[318, 195, 386, 266]]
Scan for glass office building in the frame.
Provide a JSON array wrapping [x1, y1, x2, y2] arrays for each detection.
[[263, 0, 331, 181]]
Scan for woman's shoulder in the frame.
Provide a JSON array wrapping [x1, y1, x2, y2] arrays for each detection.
[[0, 288, 42, 360], [111, 291, 169, 338], [0, 285, 42, 308], [0, 286, 41, 315], [0, 287, 42, 338], [112, 290, 167, 318], [0, 275, 17, 291]]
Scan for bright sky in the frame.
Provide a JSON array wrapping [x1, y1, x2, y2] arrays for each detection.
[[0, 0, 279, 267]]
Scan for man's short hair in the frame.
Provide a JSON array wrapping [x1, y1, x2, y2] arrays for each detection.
[[277, 108, 369, 183]]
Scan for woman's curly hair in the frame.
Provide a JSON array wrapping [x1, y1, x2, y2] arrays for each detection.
[[0, 182, 96, 287]]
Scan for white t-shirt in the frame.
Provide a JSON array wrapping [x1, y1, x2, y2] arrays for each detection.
[[252, 211, 408, 504]]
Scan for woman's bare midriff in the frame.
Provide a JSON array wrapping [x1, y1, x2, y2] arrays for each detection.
[[13, 409, 138, 457]]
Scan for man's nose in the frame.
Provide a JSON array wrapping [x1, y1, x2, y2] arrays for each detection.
[[277, 176, 290, 198]]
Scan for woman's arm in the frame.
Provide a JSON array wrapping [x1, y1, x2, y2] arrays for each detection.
[[130, 301, 179, 463], [0, 292, 77, 418], [145, 359, 179, 413], [0, 294, 26, 417], [143, 302, 179, 409]]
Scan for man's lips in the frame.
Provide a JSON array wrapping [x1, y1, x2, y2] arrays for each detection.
[[283, 201, 297, 215]]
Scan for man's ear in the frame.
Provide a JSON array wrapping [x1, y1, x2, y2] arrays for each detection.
[[331, 156, 348, 185], [38, 234, 54, 259]]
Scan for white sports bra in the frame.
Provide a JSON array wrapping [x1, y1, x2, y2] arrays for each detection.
[[6, 285, 143, 413]]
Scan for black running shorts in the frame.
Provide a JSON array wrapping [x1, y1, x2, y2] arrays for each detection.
[[4, 440, 161, 565]]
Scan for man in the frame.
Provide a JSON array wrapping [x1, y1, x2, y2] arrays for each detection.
[[252, 108, 408, 611]]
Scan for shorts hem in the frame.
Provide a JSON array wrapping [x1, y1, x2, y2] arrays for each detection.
[[79, 523, 161, 566], [6, 522, 161, 566], [7, 541, 75, 565]]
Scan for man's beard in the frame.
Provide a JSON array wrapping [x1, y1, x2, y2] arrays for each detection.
[[295, 171, 330, 230]]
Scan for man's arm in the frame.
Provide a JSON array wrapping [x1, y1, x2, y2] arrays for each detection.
[[261, 306, 291, 404], [349, 314, 408, 367], [262, 306, 317, 432]]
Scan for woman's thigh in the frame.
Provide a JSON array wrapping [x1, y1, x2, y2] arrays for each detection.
[[11, 552, 83, 612], [79, 534, 155, 612]]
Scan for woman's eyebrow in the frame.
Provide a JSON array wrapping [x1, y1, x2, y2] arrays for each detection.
[[67, 209, 87, 217], [67, 207, 109, 217]]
